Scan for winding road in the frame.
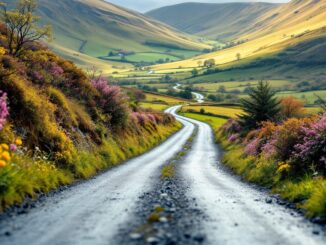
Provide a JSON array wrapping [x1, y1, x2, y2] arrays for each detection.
[[0, 106, 325, 245], [173, 83, 204, 103]]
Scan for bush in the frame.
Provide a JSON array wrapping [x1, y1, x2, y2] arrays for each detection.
[[91, 77, 129, 129]]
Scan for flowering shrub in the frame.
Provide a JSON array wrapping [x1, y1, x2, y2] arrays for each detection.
[[292, 114, 326, 174], [50, 62, 64, 76], [221, 113, 326, 177], [91, 77, 129, 129], [228, 134, 240, 143], [0, 91, 9, 131], [0, 139, 22, 168], [131, 112, 157, 126], [244, 138, 260, 156], [220, 119, 241, 135]]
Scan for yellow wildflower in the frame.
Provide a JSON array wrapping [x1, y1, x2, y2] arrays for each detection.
[[0, 47, 5, 56], [1, 151, 11, 162], [277, 162, 290, 173], [1, 144, 9, 151], [15, 138, 23, 146], [0, 160, 6, 168]]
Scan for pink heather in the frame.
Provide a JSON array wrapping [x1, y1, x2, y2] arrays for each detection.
[[0, 91, 9, 131]]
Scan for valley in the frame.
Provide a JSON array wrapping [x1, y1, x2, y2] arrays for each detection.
[[0, 0, 325, 244]]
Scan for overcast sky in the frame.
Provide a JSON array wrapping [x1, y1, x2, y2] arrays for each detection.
[[106, 0, 290, 12]]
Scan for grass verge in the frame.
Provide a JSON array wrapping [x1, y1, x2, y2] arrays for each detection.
[[216, 132, 326, 222], [180, 109, 326, 221], [0, 122, 181, 211]]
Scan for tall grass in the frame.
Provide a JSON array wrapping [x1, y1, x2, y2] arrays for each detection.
[[0, 122, 181, 210]]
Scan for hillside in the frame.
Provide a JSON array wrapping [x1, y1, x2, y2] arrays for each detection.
[[0, 21, 181, 208], [2, 0, 210, 73], [239, 0, 326, 41], [147, 2, 278, 41], [151, 0, 326, 75]]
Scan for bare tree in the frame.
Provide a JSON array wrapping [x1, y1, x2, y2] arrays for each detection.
[[0, 0, 52, 56]]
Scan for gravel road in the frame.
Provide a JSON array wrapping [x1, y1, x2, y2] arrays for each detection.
[[0, 106, 325, 245], [0, 107, 193, 245]]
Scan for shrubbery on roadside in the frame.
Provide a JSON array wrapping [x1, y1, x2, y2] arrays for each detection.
[[218, 93, 326, 220], [0, 18, 180, 210]]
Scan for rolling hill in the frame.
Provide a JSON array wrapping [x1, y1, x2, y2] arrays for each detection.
[[2, 0, 211, 73], [151, 0, 326, 72], [147, 2, 278, 41]]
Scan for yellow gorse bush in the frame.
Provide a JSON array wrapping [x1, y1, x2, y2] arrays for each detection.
[[277, 162, 291, 174], [0, 47, 5, 56], [0, 143, 11, 168], [0, 138, 23, 168]]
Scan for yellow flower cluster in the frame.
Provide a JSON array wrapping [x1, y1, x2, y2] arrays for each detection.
[[0, 138, 23, 168], [15, 138, 23, 146], [277, 162, 291, 174], [0, 47, 5, 56], [0, 144, 11, 168]]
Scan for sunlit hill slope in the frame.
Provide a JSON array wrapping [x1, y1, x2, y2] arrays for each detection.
[[152, 0, 326, 71], [147, 2, 278, 41], [2, 0, 210, 72]]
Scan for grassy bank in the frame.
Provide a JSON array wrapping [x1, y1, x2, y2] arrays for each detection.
[[0, 22, 183, 211], [180, 109, 326, 221], [216, 132, 326, 221], [0, 122, 181, 210]]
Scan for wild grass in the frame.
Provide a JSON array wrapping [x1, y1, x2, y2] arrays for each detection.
[[161, 164, 175, 179], [217, 133, 326, 220], [181, 105, 242, 118], [0, 122, 181, 210]]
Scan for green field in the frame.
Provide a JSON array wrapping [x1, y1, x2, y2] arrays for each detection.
[[180, 112, 227, 128], [190, 80, 292, 92], [181, 105, 243, 118], [140, 102, 169, 111], [105, 52, 184, 63], [276, 90, 326, 105], [144, 92, 190, 104], [235, 90, 326, 105]]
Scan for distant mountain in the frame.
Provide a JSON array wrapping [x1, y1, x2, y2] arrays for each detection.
[[147, 2, 278, 41]]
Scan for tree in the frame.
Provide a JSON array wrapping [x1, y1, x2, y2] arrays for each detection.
[[280, 96, 305, 119], [239, 81, 280, 130], [204, 59, 215, 68], [191, 68, 198, 77], [314, 94, 326, 113], [0, 0, 52, 56], [236, 53, 241, 61]]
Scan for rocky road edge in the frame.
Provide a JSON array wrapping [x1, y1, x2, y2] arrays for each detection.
[[116, 128, 208, 245]]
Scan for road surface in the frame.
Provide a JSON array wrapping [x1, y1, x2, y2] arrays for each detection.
[[0, 106, 194, 245], [174, 112, 326, 245], [0, 106, 325, 245], [173, 83, 204, 103]]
